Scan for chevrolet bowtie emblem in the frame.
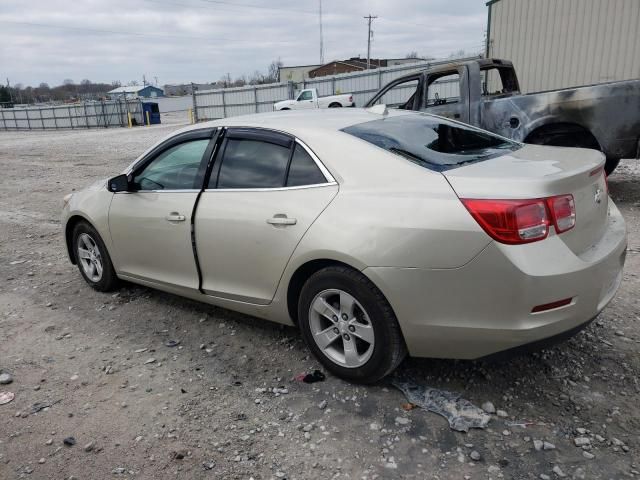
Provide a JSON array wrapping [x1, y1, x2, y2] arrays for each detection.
[[594, 187, 603, 204]]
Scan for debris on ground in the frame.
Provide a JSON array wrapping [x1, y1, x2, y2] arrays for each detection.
[[63, 436, 76, 446], [0, 372, 13, 384], [31, 399, 62, 414], [391, 377, 491, 432], [165, 340, 180, 347], [295, 370, 326, 383], [0, 391, 15, 405]]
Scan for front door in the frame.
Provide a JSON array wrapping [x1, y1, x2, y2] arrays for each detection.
[[295, 90, 317, 109], [109, 133, 214, 290], [195, 128, 338, 304]]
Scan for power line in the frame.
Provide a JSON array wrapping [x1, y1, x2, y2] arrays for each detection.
[[198, 0, 315, 15], [0, 19, 290, 44]]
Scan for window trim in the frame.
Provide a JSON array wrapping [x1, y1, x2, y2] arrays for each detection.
[[123, 128, 216, 193], [204, 128, 336, 192]]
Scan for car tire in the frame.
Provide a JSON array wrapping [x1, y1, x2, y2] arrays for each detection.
[[328, 103, 342, 108], [298, 265, 407, 383], [604, 157, 620, 176], [72, 221, 119, 292]]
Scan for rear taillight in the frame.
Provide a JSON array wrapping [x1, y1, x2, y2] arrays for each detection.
[[461, 199, 550, 244], [547, 194, 575, 233], [462, 194, 576, 245], [349, 95, 353, 102]]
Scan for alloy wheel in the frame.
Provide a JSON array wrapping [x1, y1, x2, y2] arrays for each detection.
[[77, 233, 103, 282], [308, 289, 375, 368]]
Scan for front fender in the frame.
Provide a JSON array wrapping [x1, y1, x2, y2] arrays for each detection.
[[62, 180, 114, 265]]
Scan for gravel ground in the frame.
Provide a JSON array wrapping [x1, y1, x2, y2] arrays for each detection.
[[0, 124, 638, 480]]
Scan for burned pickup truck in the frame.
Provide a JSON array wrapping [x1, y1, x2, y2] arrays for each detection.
[[365, 58, 640, 174]]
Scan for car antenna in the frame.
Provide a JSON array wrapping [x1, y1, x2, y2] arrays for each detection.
[[366, 104, 388, 116]]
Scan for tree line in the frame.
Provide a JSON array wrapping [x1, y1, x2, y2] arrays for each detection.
[[0, 79, 121, 105]]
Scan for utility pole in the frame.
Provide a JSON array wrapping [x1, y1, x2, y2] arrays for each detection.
[[364, 14, 377, 70], [318, 0, 324, 64]]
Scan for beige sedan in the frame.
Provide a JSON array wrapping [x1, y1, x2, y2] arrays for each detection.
[[62, 108, 627, 383]]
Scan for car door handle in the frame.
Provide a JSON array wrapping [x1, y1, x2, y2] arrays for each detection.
[[267, 215, 297, 226], [166, 213, 186, 222]]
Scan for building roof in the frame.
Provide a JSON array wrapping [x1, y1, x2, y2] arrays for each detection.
[[108, 85, 163, 94], [278, 64, 322, 70]]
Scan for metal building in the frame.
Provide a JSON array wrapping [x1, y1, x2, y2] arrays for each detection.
[[486, 0, 640, 93], [107, 85, 165, 99]]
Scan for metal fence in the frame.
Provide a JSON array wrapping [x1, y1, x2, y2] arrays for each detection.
[[0, 100, 145, 130], [193, 56, 480, 121]]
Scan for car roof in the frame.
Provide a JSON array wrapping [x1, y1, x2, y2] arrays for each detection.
[[174, 107, 417, 137]]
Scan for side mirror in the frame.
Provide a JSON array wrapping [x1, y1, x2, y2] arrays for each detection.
[[108, 174, 130, 193]]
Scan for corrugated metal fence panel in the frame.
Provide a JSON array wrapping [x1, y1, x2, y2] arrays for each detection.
[[488, 0, 640, 93], [0, 100, 143, 130], [193, 56, 480, 119]]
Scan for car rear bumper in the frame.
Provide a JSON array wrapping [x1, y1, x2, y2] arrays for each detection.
[[363, 200, 627, 359]]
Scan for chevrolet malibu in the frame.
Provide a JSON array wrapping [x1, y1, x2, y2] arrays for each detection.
[[62, 108, 627, 383]]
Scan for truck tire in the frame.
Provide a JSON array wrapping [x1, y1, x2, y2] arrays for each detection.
[[328, 103, 342, 108], [526, 123, 618, 175]]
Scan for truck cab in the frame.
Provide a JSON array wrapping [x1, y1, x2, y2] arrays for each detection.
[[367, 58, 640, 174]]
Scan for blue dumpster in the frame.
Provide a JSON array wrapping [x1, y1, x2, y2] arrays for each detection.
[[142, 102, 161, 125]]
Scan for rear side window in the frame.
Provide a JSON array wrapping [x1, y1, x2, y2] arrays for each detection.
[[341, 113, 521, 171], [216, 139, 290, 188], [286, 145, 326, 187]]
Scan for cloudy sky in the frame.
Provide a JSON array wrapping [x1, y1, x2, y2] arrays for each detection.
[[0, 0, 487, 87]]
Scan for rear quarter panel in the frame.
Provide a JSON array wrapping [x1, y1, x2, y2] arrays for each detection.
[[280, 131, 491, 271]]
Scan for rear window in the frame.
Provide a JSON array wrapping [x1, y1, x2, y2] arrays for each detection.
[[341, 113, 521, 171]]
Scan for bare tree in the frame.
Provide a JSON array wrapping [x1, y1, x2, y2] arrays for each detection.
[[63, 78, 75, 85], [266, 58, 283, 83], [405, 51, 419, 59]]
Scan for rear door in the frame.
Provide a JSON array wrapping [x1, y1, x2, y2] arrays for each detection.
[[195, 128, 338, 304], [109, 129, 215, 290]]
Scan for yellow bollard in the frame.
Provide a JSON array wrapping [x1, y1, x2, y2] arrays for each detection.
[[146, 111, 150, 126], [188, 108, 193, 124], [127, 112, 132, 128]]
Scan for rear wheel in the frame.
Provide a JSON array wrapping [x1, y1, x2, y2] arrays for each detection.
[[298, 266, 406, 383], [72, 222, 118, 292]]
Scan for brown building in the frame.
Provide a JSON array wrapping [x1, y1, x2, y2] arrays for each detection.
[[307, 57, 422, 78]]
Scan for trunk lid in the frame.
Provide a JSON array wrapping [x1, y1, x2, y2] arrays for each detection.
[[443, 144, 608, 254]]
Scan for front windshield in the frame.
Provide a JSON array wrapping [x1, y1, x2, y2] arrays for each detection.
[[341, 113, 521, 171]]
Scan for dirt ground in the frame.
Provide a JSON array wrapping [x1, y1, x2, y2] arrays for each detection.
[[0, 124, 638, 480]]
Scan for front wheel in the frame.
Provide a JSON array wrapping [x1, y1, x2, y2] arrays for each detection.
[[328, 103, 342, 108], [298, 266, 406, 383], [72, 221, 119, 292]]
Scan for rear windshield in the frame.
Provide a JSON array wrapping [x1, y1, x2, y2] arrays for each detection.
[[341, 113, 521, 171]]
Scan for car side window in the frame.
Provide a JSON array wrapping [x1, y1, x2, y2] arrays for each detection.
[[133, 139, 209, 191], [286, 145, 327, 186], [298, 91, 313, 101], [215, 139, 291, 189]]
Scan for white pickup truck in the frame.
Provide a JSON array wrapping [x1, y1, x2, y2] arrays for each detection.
[[273, 88, 355, 110]]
